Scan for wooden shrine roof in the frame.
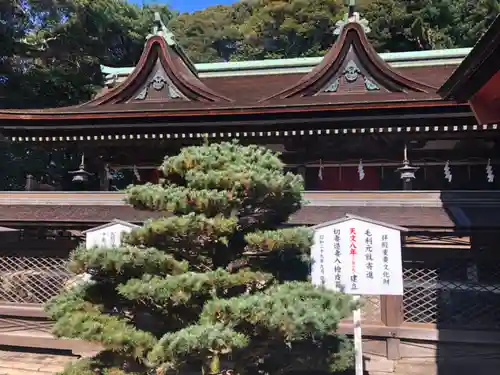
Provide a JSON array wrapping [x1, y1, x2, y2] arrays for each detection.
[[438, 15, 500, 124], [94, 65, 458, 105], [0, 17, 468, 124], [2, 191, 500, 230], [439, 14, 500, 102]]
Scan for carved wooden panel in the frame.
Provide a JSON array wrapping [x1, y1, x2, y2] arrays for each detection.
[[319, 47, 387, 95], [132, 60, 188, 102]]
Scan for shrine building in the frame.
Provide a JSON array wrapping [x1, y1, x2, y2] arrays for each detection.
[[0, 9, 500, 375]]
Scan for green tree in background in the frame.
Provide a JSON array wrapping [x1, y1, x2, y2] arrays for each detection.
[[172, 0, 500, 61], [169, 4, 249, 63], [46, 141, 355, 375], [1, 0, 174, 109], [363, 0, 458, 52], [450, 0, 500, 47], [230, 0, 343, 60]]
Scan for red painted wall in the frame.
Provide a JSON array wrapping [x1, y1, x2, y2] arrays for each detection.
[[317, 167, 380, 190]]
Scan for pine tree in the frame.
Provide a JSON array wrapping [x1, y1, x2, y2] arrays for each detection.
[[46, 141, 355, 375]]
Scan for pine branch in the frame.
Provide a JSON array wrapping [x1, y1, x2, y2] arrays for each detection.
[[148, 323, 248, 369], [200, 281, 355, 341], [52, 309, 157, 360], [184, 168, 303, 204], [124, 213, 238, 253], [244, 227, 313, 256], [69, 245, 188, 278], [46, 285, 157, 358], [45, 284, 99, 321], [126, 183, 236, 217], [161, 142, 285, 179], [118, 269, 273, 308]]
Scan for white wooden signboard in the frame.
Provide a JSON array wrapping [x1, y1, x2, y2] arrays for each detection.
[[311, 215, 405, 296], [310, 214, 406, 375], [83, 219, 139, 249]]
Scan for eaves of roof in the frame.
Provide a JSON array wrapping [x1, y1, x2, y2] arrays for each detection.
[[438, 15, 500, 100], [0, 96, 464, 122]]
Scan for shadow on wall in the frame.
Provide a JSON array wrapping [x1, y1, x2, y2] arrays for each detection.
[[417, 191, 500, 375]]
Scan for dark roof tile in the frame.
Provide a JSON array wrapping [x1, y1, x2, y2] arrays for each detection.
[[289, 206, 456, 228], [0, 205, 162, 223], [0, 204, 457, 229]]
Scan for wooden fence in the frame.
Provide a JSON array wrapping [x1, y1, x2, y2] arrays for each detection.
[[1, 236, 500, 358]]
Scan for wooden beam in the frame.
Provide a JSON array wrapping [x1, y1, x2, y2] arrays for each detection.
[[338, 322, 500, 345], [380, 295, 404, 360], [0, 332, 99, 356], [0, 304, 47, 318]]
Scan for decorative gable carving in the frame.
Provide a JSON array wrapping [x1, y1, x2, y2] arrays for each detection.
[[134, 61, 188, 102], [319, 48, 382, 95], [264, 21, 435, 101]]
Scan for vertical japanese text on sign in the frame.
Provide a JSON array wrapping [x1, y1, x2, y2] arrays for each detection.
[[319, 234, 326, 287], [365, 229, 374, 280], [310, 216, 404, 296], [333, 229, 342, 290], [349, 227, 358, 291], [381, 234, 390, 285]]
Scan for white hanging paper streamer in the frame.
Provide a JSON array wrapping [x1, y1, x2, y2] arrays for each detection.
[[444, 161, 452, 183], [133, 165, 141, 181], [486, 159, 495, 183], [318, 159, 324, 181], [104, 164, 113, 180], [357, 159, 365, 180]]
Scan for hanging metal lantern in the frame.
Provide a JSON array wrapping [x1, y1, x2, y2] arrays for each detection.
[[397, 160, 419, 182], [69, 154, 93, 183], [396, 144, 419, 185]]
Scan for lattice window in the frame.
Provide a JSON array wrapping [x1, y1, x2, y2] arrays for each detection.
[[360, 295, 381, 322], [403, 259, 500, 329], [0, 256, 72, 304]]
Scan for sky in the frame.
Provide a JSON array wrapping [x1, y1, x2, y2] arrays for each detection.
[[133, 0, 236, 13]]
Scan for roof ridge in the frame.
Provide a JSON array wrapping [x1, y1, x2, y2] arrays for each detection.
[[101, 48, 471, 79]]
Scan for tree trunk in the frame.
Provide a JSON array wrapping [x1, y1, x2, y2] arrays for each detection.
[[202, 354, 220, 375]]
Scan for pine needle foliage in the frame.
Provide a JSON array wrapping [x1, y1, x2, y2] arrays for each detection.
[[46, 141, 355, 375]]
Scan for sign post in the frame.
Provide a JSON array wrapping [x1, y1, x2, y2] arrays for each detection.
[[352, 295, 363, 375], [310, 214, 406, 375]]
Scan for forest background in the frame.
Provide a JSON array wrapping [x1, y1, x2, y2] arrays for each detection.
[[0, 0, 499, 189]]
